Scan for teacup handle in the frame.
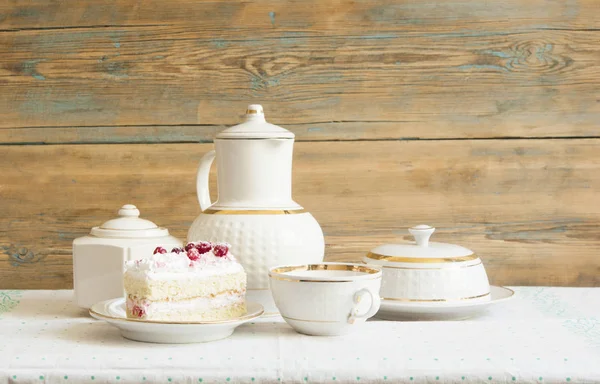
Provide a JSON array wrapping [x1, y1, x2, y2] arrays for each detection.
[[348, 287, 381, 324]]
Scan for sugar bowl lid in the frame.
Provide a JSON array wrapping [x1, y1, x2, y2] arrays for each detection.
[[216, 104, 295, 140], [366, 225, 476, 263], [90, 204, 170, 238]]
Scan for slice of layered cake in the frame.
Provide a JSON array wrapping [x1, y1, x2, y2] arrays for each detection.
[[124, 241, 246, 321]]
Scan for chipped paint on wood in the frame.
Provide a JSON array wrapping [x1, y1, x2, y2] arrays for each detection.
[[21, 59, 46, 80], [456, 64, 508, 72], [211, 39, 227, 48], [269, 11, 275, 26]]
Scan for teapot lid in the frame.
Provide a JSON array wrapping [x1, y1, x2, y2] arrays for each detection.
[[90, 204, 170, 238], [366, 225, 476, 263], [216, 104, 295, 140]]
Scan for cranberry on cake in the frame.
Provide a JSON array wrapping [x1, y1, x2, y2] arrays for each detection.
[[124, 241, 246, 321]]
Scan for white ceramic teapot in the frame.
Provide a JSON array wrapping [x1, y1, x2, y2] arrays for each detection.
[[188, 105, 325, 312]]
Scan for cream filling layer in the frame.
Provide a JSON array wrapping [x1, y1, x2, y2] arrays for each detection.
[[125, 261, 244, 281], [127, 291, 245, 318]]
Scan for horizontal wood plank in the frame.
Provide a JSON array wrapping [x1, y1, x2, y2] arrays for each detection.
[[1, 139, 599, 289], [1, 27, 599, 142], [2, 0, 598, 31]]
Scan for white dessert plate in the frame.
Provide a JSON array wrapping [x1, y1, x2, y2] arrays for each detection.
[[90, 298, 264, 343], [375, 285, 514, 321]]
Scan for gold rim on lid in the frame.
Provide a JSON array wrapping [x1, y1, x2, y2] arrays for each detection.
[[366, 252, 479, 264], [382, 292, 490, 302]]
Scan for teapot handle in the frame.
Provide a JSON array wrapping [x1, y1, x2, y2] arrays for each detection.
[[196, 150, 216, 212]]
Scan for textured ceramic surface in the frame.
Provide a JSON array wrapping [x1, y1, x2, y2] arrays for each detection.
[[364, 225, 490, 302], [188, 212, 324, 289], [366, 260, 491, 302], [90, 298, 264, 343], [269, 263, 382, 336], [73, 205, 181, 309], [376, 285, 514, 321]]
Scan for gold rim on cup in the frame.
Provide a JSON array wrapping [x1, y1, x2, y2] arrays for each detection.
[[269, 263, 382, 283]]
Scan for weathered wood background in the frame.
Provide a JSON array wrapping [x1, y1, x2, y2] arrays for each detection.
[[1, 0, 599, 288]]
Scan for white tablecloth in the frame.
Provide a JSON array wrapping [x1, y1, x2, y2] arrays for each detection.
[[0, 288, 599, 383]]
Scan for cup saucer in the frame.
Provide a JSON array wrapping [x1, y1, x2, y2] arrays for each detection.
[[90, 298, 263, 343], [375, 285, 514, 321]]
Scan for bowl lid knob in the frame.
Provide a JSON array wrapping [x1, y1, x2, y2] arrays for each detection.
[[89, 204, 170, 238], [408, 225, 435, 247], [117, 204, 140, 218]]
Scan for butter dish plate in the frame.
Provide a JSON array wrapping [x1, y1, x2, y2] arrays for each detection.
[[90, 298, 263, 343], [376, 285, 514, 321]]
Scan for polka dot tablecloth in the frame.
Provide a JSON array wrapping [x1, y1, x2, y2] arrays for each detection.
[[0, 288, 599, 383]]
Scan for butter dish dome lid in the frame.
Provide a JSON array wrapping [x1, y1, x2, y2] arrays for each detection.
[[366, 225, 476, 262], [216, 104, 295, 140], [90, 204, 170, 239]]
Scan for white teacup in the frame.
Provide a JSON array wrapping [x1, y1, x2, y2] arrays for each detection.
[[269, 263, 382, 336]]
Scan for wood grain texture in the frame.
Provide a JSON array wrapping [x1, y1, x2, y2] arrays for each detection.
[[1, 0, 599, 289], [2, 0, 598, 30], [1, 140, 599, 289], [1, 3, 599, 142]]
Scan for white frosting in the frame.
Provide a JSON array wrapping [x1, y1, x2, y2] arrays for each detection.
[[131, 252, 190, 272], [125, 249, 244, 280]]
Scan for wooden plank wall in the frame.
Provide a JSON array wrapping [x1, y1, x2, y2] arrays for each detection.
[[1, 0, 599, 288]]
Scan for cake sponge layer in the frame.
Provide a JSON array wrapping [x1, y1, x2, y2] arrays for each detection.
[[126, 294, 246, 322], [124, 271, 246, 301]]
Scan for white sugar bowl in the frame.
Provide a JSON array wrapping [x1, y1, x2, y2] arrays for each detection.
[[362, 225, 490, 303], [73, 204, 182, 309]]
